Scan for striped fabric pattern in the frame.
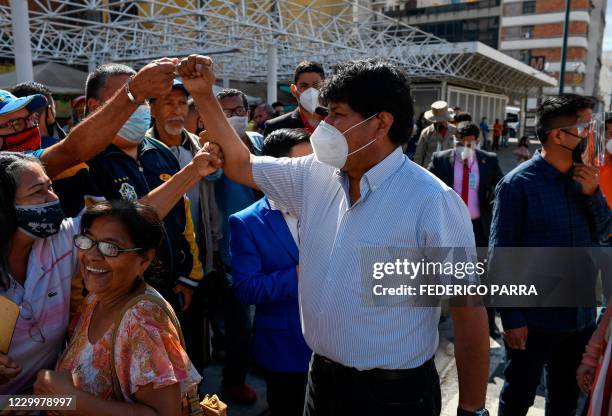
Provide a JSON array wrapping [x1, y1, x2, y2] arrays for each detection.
[[0, 217, 80, 394], [252, 147, 475, 370]]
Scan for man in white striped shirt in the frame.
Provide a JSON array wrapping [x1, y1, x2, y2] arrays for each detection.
[[181, 56, 490, 416]]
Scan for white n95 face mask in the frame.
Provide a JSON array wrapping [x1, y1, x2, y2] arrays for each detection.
[[461, 146, 475, 161], [606, 139, 612, 154], [299, 88, 320, 114], [310, 114, 378, 169], [118, 105, 150, 144], [228, 115, 248, 137]]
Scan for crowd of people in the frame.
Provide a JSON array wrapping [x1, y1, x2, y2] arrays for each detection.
[[0, 54, 609, 416]]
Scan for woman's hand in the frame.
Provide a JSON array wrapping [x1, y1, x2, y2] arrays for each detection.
[[33, 370, 77, 396], [0, 353, 21, 384], [576, 362, 596, 393]]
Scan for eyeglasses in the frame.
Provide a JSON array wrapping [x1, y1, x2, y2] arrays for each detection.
[[19, 300, 45, 343], [73, 235, 143, 258], [222, 106, 247, 118], [0, 115, 37, 133], [556, 121, 594, 138]]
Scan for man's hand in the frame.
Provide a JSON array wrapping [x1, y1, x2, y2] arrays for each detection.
[[130, 58, 178, 101], [0, 353, 21, 384], [201, 140, 224, 163], [573, 164, 599, 196], [576, 362, 596, 393], [33, 370, 77, 396], [503, 326, 528, 350], [173, 285, 194, 312], [177, 55, 215, 95], [191, 147, 223, 177]]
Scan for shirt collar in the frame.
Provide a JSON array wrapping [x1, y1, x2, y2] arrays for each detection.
[[532, 149, 566, 181], [335, 146, 405, 199]]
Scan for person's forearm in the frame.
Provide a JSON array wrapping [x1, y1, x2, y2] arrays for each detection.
[[191, 90, 257, 189], [139, 162, 201, 220], [68, 390, 157, 416], [451, 306, 489, 411], [41, 85, 137, 178]]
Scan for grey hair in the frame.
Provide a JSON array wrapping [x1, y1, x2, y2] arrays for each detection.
[[85, 63, 136, 102]]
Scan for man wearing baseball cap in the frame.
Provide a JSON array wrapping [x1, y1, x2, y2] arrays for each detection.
[[0, 89, 47, 152], [414, 100, 457, 168]]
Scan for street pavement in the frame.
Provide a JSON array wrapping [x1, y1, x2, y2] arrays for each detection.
[[198, 140, 586, 416]]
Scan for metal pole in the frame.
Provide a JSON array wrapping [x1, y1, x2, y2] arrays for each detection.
[[267, 42, 278, 104], [559, 0, 571, 95], [10, 0, 34, 83], [519, 96, 527, 138]]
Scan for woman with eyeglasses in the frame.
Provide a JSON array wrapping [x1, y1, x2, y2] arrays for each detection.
[[33, 200, 201, 415], [0, 149, 221, 395]]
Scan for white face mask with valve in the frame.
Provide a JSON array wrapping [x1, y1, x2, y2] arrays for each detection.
[[299, 87, 320, 114], [461, 142, 477, 161], [309, 114, 378, 169]]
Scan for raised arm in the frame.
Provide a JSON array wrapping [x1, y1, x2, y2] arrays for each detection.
[[40, 58, 178, 178], [139, 148, 222, 220], [177, 55, 258, 190]]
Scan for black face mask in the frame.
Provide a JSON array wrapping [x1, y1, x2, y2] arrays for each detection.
[[572, 138, 587, 163], [558, 129, 587, 164], [435, 123, 445, 132], [15, 200, 65, 239]]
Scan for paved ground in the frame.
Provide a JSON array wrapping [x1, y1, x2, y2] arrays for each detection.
[[197, 141, 587, 415]]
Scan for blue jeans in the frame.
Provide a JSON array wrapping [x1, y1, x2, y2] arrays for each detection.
[[498, 327, 594, 416]]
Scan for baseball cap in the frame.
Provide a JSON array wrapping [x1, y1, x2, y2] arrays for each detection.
[[172, 79, 189, 97], [0, 89, 47, 117]]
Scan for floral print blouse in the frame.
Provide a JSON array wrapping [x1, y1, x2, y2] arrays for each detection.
[[57, 287, 202, 401]]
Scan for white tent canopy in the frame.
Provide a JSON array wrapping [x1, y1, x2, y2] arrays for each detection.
[[0, 0, 555, 96], [0, 62, 88, 94]]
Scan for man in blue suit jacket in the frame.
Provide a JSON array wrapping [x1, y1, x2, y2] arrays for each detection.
[[230, 128, 313, 415]]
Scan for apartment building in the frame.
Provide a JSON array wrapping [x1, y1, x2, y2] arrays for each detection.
[[500, 0, 607, 98], [378, 0, 502, 48]]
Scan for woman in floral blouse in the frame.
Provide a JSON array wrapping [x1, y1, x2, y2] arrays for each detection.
[[34, 200, 201, 415]]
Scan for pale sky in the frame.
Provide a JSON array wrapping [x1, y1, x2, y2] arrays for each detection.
[[605, 0, 612, 50]]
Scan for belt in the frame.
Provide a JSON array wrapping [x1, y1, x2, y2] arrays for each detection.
[[313, 354, 435, 382]]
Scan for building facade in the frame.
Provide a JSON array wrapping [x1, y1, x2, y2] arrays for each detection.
[[499, 0, 607, 98], [601, 51, 612, 111], [377, 0, 502, 48]]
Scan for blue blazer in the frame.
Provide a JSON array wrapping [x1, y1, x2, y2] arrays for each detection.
[[229, 197, 311, 373]]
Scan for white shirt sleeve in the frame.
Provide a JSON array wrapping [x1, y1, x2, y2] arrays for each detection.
[[251, 154, 315, 218]]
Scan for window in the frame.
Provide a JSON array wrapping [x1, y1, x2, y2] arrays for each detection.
[[522, 1, 536, 14], [520, 25, 534, 39], [519, 50, 532, 65]]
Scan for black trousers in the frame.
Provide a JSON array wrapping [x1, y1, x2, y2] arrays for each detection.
[[263, 370, 308, 416], [205, 270, 252, 387], [304, 355, 441, 416], [498, 327, 594, 416]]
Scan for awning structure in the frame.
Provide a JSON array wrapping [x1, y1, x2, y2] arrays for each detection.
[[0, 62, 88, 94], [0, 0, 556, 96]]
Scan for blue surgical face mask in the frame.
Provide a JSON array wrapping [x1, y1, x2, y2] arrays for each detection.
[[117, 105, 151, 144], [15, 199, 65, 239]]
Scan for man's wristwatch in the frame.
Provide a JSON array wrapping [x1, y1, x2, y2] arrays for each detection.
[[457, 407, 489, 416], [125, 75, 145, 105]]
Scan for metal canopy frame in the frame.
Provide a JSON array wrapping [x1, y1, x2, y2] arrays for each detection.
[[0, 0, 555, 95]]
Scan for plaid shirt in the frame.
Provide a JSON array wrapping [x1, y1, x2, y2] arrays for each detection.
[[489, 150, 611, 332]]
